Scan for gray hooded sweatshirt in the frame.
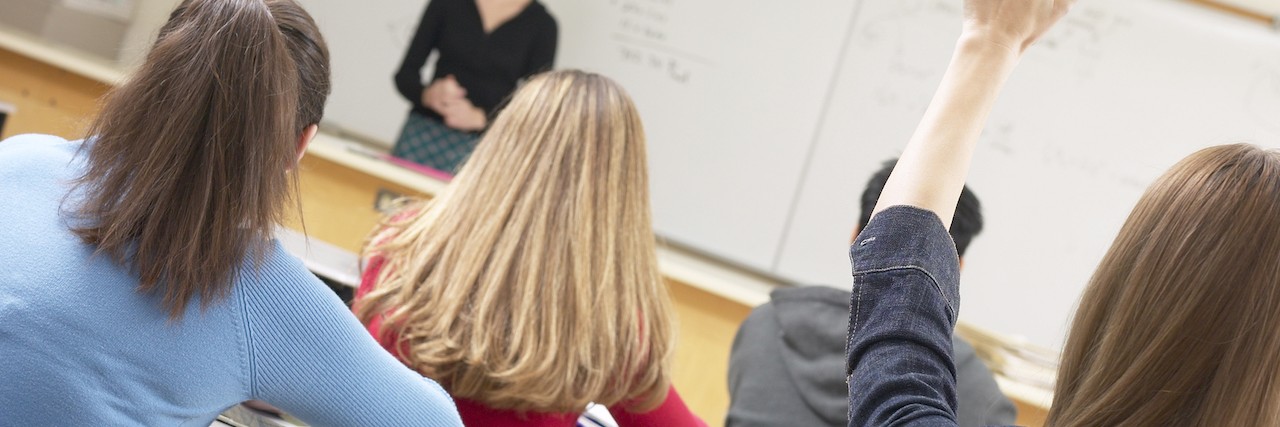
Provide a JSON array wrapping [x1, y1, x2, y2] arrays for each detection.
[[727, 286, 1017, 427]]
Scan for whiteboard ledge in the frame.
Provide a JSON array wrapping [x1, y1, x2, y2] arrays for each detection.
[[305, 132, 779, 307], [0, 25, 127, 85], [305, 133, 450, 197]]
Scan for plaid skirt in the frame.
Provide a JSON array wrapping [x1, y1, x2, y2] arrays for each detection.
[[391, 112, 479, 174]]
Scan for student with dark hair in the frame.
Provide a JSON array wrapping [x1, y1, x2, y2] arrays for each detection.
[[0, 0, 462, 425], [858, 160, 984, 259], [726, 159, 1013, 427]]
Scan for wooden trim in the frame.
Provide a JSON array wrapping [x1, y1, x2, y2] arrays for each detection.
[[1184, 0, 1277, 26]]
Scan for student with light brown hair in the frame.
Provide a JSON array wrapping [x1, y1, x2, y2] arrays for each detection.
[[842, 0, 1280, 426], [0, 0, 461, 425], [355, 70, 706, 427], [1048, 143, 1280, 426]]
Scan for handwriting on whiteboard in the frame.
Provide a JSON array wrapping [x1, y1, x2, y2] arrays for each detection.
[[1031, 6, 1133, 81], [609, 0, 708, 84]]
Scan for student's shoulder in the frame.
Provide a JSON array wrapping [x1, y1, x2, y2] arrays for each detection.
[[237, 240, 334, 304], [0, 134, 77, 163], [0, 134, 81, 183]]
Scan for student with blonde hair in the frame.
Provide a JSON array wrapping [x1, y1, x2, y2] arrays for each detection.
[[0, 0, 461, 425], [844, 0, 1280, 426], [355, 70, 706, 426]]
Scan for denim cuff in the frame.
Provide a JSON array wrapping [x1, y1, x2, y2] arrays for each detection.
[[849, 205, 960, 322]]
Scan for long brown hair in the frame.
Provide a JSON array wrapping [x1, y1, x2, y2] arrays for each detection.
[[71, 0, 330, 319], [355, 70, 675, 413], [1049, 144, 1280, 426]]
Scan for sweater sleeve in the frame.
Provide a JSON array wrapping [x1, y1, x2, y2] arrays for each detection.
[[241, 255, 462, 427], [608, 386, 708, 427], [395, 0, 448, 106]]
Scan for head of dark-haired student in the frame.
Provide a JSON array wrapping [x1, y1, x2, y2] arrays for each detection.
[[855, 158, 984, 259]]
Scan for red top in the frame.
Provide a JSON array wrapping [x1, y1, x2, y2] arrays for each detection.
[[355, 257, 708, 427]]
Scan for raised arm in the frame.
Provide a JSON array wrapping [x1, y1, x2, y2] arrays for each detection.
[[871, 0, 1073, 227], [395, 0, 448, 106], [847, 1, 1072, 425]]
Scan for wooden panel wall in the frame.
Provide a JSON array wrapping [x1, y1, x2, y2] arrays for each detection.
[[0, 47, 107, 139]]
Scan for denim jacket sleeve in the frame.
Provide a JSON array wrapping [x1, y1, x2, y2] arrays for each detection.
[[846, 206, 960, 427]]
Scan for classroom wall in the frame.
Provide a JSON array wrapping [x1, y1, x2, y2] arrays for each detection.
[[118, 0, 180, 66], [0, 46, 105, 139], [0, 0, 139, 62]]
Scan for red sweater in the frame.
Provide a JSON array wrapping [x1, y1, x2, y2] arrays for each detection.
[[355, 258, 708, 427]]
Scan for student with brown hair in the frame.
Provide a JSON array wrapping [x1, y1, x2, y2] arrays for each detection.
[[845, 0, 1280, 426], [0, 0, 462, 425], [355, 70, 706, 427], [1046, 143, 1280, 425]]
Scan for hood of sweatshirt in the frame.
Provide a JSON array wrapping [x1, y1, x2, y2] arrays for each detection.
[[768, 285, 854, 423]]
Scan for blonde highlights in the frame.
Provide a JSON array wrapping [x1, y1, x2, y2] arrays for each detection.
[[1049, 144, 1280, 426], [355, 70, 673, 413]]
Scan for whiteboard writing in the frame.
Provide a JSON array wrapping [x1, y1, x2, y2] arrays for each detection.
[[609, 0, 708, 84], [1032, 5, 1133, 80]]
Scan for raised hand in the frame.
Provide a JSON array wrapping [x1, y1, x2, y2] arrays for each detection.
[[962, 0, 1075, 55], [870, 0, 1074, 227]]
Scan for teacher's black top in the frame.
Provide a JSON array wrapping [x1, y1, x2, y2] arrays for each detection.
[[394, 0, 558, 122]]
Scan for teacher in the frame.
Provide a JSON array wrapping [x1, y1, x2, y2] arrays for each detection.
[[393, 0, 558, 173]]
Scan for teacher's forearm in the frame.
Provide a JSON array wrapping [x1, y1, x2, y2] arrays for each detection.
[[394, 70, 426, 106], [872, 35, 1021, 228]]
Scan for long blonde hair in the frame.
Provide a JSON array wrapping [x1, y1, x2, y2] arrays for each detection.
[[355, 70, 673, 413], [1048, 144, 1280, 426]]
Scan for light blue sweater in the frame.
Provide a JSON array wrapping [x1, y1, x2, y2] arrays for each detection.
[[0, 135, 462, 426]]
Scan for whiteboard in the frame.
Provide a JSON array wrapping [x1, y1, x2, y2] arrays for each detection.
[[778, 0, 1280, 350], [296, 0, 428, 144], [539, 0, 859, 270], [297, 0, 861, 272]]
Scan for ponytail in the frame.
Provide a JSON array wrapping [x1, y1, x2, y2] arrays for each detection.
[[72, 0, 330, 318]]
